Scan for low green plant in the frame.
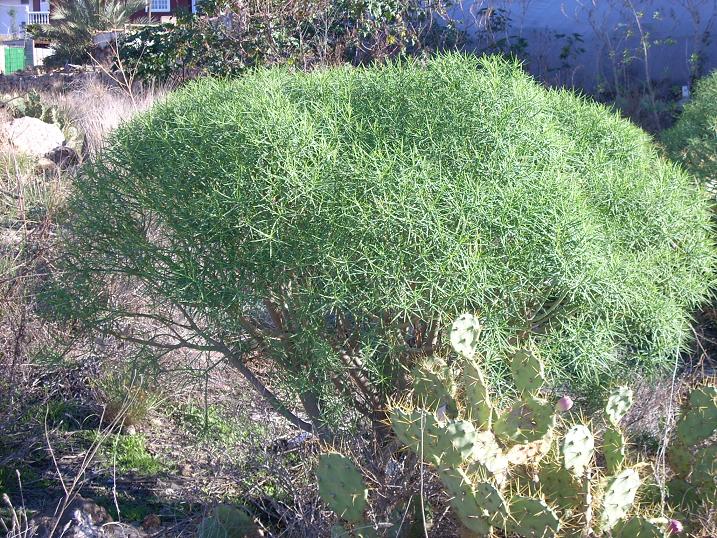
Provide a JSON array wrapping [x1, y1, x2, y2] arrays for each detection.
[[316, 314, 717, 537], [102, 433, 164, 475], [51, 54, 715, 440], [662, 70, 717, 189]]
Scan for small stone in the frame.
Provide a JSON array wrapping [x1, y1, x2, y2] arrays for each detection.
[[141, 514, 161, 529], [124, 424, 137, 435], [178, 463, 192, 477]]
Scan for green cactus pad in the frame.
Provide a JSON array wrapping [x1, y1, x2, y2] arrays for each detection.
[[412, 357, 456, 414], [468, 430, 509, 479], [563, 424, 594, 477], [666, 478, 702, 511], [674, 386, 717, 445], [316, 453, 368, 523], [507, 496, 561, 537], [667, 441, 693, 478], [538, 462, 586, 510], [494, 397, 555, 445], [438, 467, 492, 535], [450, 313, 482, 358], [691, 446, 717, 502], [197, 504, 258, 538], [599, 468, 641, 530], [605, 386, 634, 426], [509, 349, 545, 395], [475, 480, 510, 528], [436, 419, 482, 467], [603, 424, 626, 474], [463, 359, 493, 429], [390, 408, 447, 465], [612, 516, 665, 538]]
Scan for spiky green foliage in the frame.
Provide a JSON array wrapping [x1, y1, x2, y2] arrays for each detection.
[[316, 453, 369, 523], [662, 70, 717, 187], [28, 0, 145, 65], [55, 54, 716, 435], [197, 505, 258, 538]]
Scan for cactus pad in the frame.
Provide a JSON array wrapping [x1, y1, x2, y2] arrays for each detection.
[[666, 478, 702, 511], [613, 516, 665, 538], [563, 424, 594, 477], [468, 430, 509, 479], [507, 496, 561, 537], [674, 385, 717, 446], [494, 396, 555, 445], [450, 313, 482, 358], [538, 462, 586, 510], [605, 386, 634, 426], [463, 359, 493, 429], [436, 419, 482, 467], [667, 441, 693, 478], [603, 424, 626, 474], [412, 357, 456, 414], [438, 467, 492, 535], [599, 468, 641, 530], [506, 435, 552, 466], [197, 504, 258, 538], [509, 349, 545, 395], [475, 480, 510, 528], [690, 446, 717, 502], [316, 453, 368, 523]]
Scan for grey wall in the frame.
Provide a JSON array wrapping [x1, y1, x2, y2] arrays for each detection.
[[449, 0, 717, 92]]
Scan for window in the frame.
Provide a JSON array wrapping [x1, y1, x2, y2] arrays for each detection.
[[148, 0, 170, 12]]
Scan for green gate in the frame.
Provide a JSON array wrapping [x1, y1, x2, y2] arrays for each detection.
[[3, 46, 25, 74]]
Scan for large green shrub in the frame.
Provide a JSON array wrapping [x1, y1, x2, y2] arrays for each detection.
[[662, 70, 717, 187], [55, 55, 715, 438]]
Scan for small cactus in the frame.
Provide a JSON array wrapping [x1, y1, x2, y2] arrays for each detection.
[[438, 467, 493, 535], [316, 453, 368, 523], [603, 424, 626, 474]]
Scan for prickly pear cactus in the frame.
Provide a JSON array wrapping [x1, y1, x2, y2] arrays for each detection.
[[599, 468, 641, 530], [563, 424, 594, 477], [538, 461, 587, 511], [508, 496, 561, 538], [603, 424, 626, 474], [316, 453, 368, 523], [467, 430, 509, 479], [509, 349, 545, 395], [605, 386, 633, 426], [494, 396, 555, 445], [197, 504, 258, 538], [463, 359, 493, 429], [613, 516, 666, 537], [673, 385, 717, 446], [412, 357, 456, 414], [438, 467, 493, 535], [449, 313, 481, 358]]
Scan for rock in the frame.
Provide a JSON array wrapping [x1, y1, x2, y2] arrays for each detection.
[[45, 145, 80, 168], [123, 424, 137, 435], [3, 116, 65, 157], [36, 157, 57, 173]]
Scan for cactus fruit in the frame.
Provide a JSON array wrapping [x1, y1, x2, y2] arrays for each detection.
[[450, 313, 481, 358], [438, 467, 492, 535], [507, 496, 561, 538], [668, 519, 684, 534], [316, 453, 368, 523], [494, 396, 555, 445], [197, 505, 259, 538], [509, 349, 545, 395], [463, 359, 493, 429], [556, 395, 574, 413], [563, 424, 594, 477], [613, 516, 666, 538], [603, 424, 626, 474], [599, 468, 641, 530], [605, 386, 634, 426]]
